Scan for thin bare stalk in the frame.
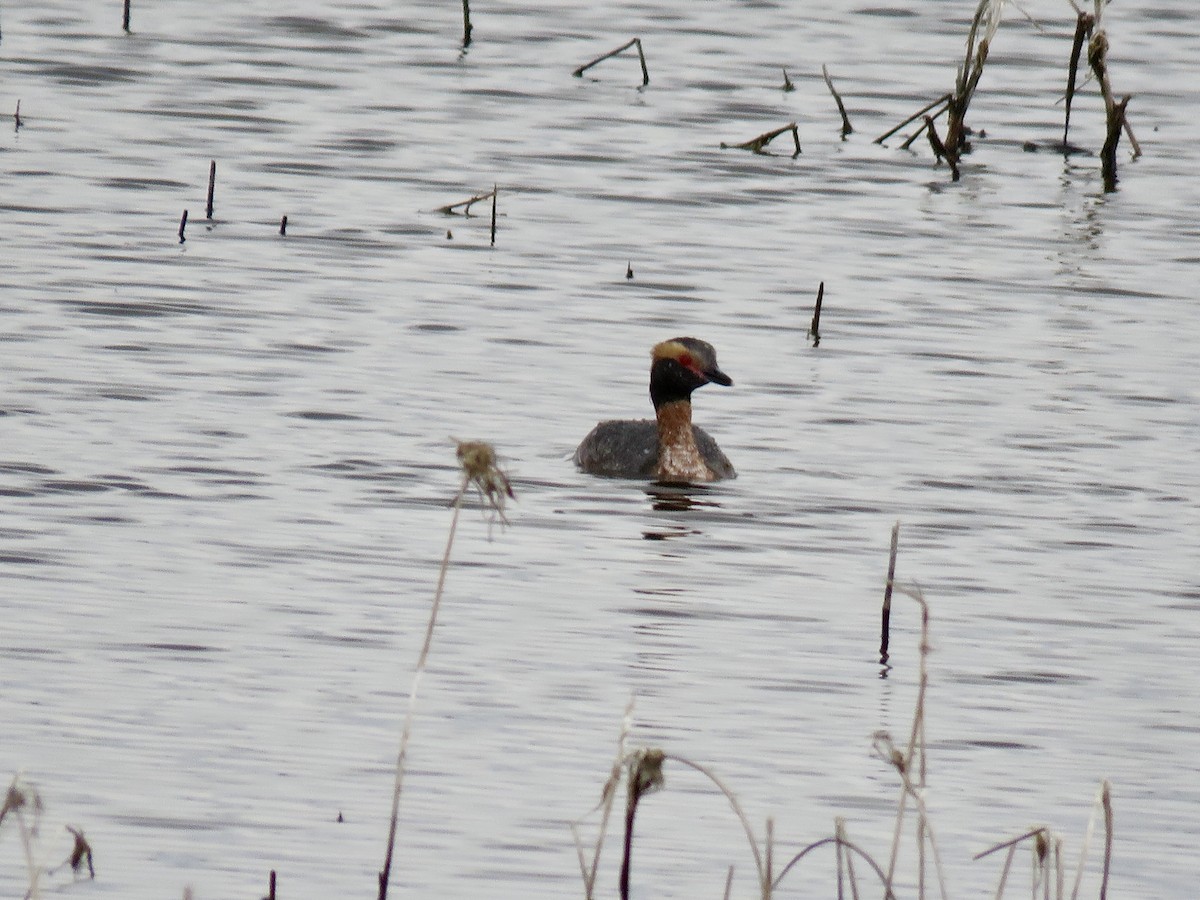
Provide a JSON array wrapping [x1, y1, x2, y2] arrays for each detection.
[[667, 754, 765, 889], [822, 65, 853, 136], [378, 472, 468, 899], [880, 521, 899, 663], [772, 836, 897, 899], [1099, 780, 1113, 899], [573, 38, 648, 86], [571, 698, 636, 899], [875, 93, 951, 145], [379, 441, 512, 899]]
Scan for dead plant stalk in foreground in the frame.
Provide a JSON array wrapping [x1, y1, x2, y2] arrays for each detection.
[[377, 441, 512, 899]]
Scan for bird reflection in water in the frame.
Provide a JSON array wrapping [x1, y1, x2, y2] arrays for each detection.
[[641, 482, 721, 540]]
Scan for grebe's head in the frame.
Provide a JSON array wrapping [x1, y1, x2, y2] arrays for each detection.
[[649, 337, 732, 408]]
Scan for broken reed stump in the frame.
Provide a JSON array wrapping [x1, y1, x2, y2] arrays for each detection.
[[489, 183, 497, 246], [122, 0, 131, 33], [461, 0, 472, 47], [279, 215, 287, 236], [781, 68, 795, 92], [178, 209, 188, 243], [435, 189, 496, 216], [14, 100, 21, 130], [809, 281, 824, 347], [267, 870, 276, 900], [880, 521, 899, 664], [925, 115, 959, 181], [573, 38, 649, 87], [1088, 25, 1136, 191], [721, 122, 801, 158], [1100, 95, 1130, 192], [822, 65, 853, 137], [874, 93, 951, 145], [205, 160, 216, 219]]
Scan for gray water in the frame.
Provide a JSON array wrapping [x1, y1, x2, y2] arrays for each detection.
[[2, 1, 1198, 897]]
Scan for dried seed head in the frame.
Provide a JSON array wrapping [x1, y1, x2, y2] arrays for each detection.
[[454, 440, 514, 526], [627, 748, 666, 801]]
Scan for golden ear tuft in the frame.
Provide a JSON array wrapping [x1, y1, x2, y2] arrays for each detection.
[[651, 339, 689, 362]]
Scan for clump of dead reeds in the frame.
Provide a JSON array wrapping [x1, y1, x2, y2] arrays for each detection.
[[574, 573, 1116, 898], [1, 774, 95, 898], [377, 440, 513, 900]]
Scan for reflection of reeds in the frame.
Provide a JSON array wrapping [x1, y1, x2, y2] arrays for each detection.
[[377, 441, 513, 900], [573, 38, 649, 87]]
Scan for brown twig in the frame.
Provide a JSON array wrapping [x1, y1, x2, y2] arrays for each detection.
[[874, 93, 951, 145], [721, 123, 801, 157], [573, 38, 649, 87], [822, 65, 853, 137], [435, 189, 496, 216]]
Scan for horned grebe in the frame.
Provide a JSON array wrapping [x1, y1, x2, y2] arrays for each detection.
[[574, 337, 735, 482]]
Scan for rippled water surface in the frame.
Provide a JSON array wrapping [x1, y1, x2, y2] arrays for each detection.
[[3, 1, 1199, 897]]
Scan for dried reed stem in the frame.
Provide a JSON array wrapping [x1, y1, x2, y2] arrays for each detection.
[[435, 189, 495, 216], [178, 209, 188, 243], [205, 160, 216, 220], [279, 215, 288, 236], [809, 281, 824, 347], [781, 68, 795, 92], [880, 521, 899, 664], [874, 94, 951, 145], [122, 0, 131, 32], [571, 699, 636, 898], [721, 123, 801, 158], [573, 38, 649, 86], [489, 183, 497, 247], [1100, 780, 1113, 899], [378, 472, 467, 899], [822, 65, 853, 137], [772, 836, 896, 899], [14, 100, 22, 130], [461, 0, 472, 47], [378, 442, 512, 899], [1063, 12, 1094, 148]]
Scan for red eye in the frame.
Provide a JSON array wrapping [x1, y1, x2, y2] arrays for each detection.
[[678, 352, 693, 368]]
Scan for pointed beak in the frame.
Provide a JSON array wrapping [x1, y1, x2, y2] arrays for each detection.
[[706, 367, 732, 386]]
